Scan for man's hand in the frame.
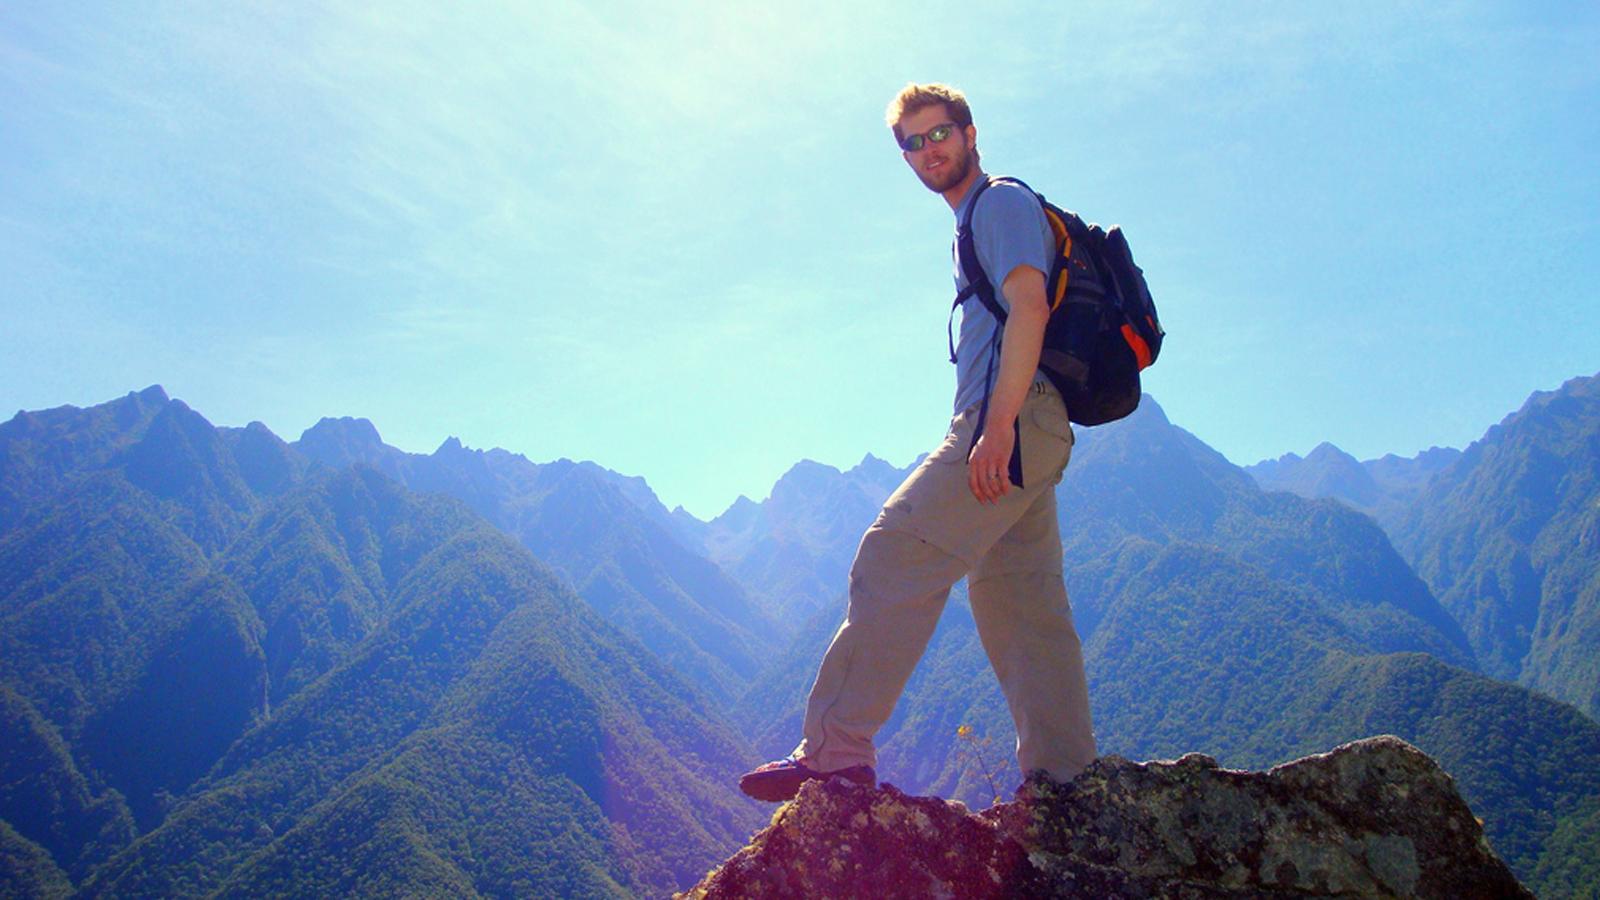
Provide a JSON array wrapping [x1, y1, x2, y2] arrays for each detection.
[[965, 263, 1048, 504], [968, 425, 1015, 503]]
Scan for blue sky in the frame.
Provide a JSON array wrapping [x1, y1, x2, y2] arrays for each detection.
[[3, 1, 1596, 518]]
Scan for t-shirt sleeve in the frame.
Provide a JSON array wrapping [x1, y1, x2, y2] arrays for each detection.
[[972, 183, 1051, 311]]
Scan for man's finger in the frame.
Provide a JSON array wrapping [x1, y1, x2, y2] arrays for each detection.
[[971, 466, 1006, 503]]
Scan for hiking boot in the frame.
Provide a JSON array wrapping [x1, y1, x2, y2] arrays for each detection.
[[1013, 768, 1067, 803], [738, 756, 876, 802]]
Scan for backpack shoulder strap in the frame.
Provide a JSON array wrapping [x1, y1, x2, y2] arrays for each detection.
[[949, 175, 1033, 361], [952, 174, 1033, 488], [953, 175, 1033, 323]]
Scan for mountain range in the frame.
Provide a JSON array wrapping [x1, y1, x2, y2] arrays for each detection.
[[1245, 374, 1600, 722], [290, 416, 784, 712], [2, 374, 1599, 898], [0, 389, 762, 899], [1247, 441, 1461, 531]]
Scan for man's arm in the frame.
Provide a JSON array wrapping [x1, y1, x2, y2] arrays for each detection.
[[967, 263, 1049, 504]]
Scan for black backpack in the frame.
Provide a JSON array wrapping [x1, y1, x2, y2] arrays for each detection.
[[953, 175, 1164, 427]]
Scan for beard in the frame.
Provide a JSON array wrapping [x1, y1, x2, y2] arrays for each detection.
[[915, 142, 976, 194]]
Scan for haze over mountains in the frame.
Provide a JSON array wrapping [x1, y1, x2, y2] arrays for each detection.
[[3, 374, 1600, 898]]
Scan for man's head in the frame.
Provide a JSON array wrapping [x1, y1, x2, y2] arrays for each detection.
[[886, 82, 973, 146], [887, 82, 980, 202]]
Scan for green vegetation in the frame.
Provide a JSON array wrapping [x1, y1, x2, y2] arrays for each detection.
[[1394, 373, 1600, 715], [953, 726, 1004, 807], [292, 421, 784, 711], [1258, 651, 1600, 884], [5, 381, 1600, 898], [1536, 797, 1600, 900], [0, 819, 71, 900], [1, 391, 764, 900]]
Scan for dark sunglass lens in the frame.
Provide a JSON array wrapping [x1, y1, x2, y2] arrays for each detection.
[[929, 125, 952, 143], [900, 135, 923, 151]]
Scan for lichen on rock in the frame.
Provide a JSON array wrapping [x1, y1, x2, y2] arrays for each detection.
[[679, 736, 1534, 900]]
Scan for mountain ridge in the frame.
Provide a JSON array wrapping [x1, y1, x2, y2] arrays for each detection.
[[291, 415, 782, 709], [6, 382, 1600, 897], [0, 390, 766, 899], [1243, 371, 1600, 720], [1397, 373, 1600, 715], [1245, 441, 1462, 533]]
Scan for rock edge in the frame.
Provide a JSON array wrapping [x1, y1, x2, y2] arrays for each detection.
[[679, 736, 1533, 900]]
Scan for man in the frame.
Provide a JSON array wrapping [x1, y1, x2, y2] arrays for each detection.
[[739, 83, 1097, 803]]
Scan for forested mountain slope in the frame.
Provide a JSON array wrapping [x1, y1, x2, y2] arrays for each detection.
[[1245, 373, 1600, 722], [0, 389, 763, 899], [8, 382, 1600, 898], [1058, 400, 1473, 665], [292, 416, 780, 709], [1390, 373, 1600, 719]]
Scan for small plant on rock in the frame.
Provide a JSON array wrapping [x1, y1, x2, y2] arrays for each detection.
[[956, 725, 1003, 807]]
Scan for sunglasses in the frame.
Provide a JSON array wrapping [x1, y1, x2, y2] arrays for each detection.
[[898, 123, 959, 152]]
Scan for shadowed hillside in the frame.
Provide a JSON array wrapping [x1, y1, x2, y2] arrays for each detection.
[[293, 416, 782, 710], [1245, 374, 1600, 724], [1391, 373, 1600, 719], [0, 389, 764, 899], [676, 455, 915, 627]]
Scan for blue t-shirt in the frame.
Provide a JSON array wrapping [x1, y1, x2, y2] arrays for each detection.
[[950, 179, 1054, 413]]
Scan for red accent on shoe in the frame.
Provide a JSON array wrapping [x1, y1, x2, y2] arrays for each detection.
[[738, 757, 875, 802]]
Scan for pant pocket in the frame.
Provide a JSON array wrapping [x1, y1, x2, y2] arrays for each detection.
[[1029, 393, 1074, 446], [1024, 394, 1074, 484]]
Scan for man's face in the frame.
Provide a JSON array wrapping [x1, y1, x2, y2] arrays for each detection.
[[899, 104, 975, 195]]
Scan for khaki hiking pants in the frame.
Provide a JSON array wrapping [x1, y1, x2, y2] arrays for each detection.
[[796, 380, 1097, 782]]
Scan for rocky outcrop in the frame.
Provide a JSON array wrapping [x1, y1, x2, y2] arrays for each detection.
[[679, 737, 1532, 900]]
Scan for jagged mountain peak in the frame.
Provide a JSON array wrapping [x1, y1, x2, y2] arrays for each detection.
[[1522, 371, 1600, 411], [708, 494, 761, 530], [1366, 446, 1462, 488], [1305, 440, 1357, 463], [1, 383, 172, 472], [295, 416, 387, 462], [1247, 440, 1466, 533], [1264, 449, 1305, 467], [130, 383, 170, 404], [576, 459, 673, 518], [855, 451, 892, 468], [768, 459, 845, 504], [1251, 440, 1384, 509]]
